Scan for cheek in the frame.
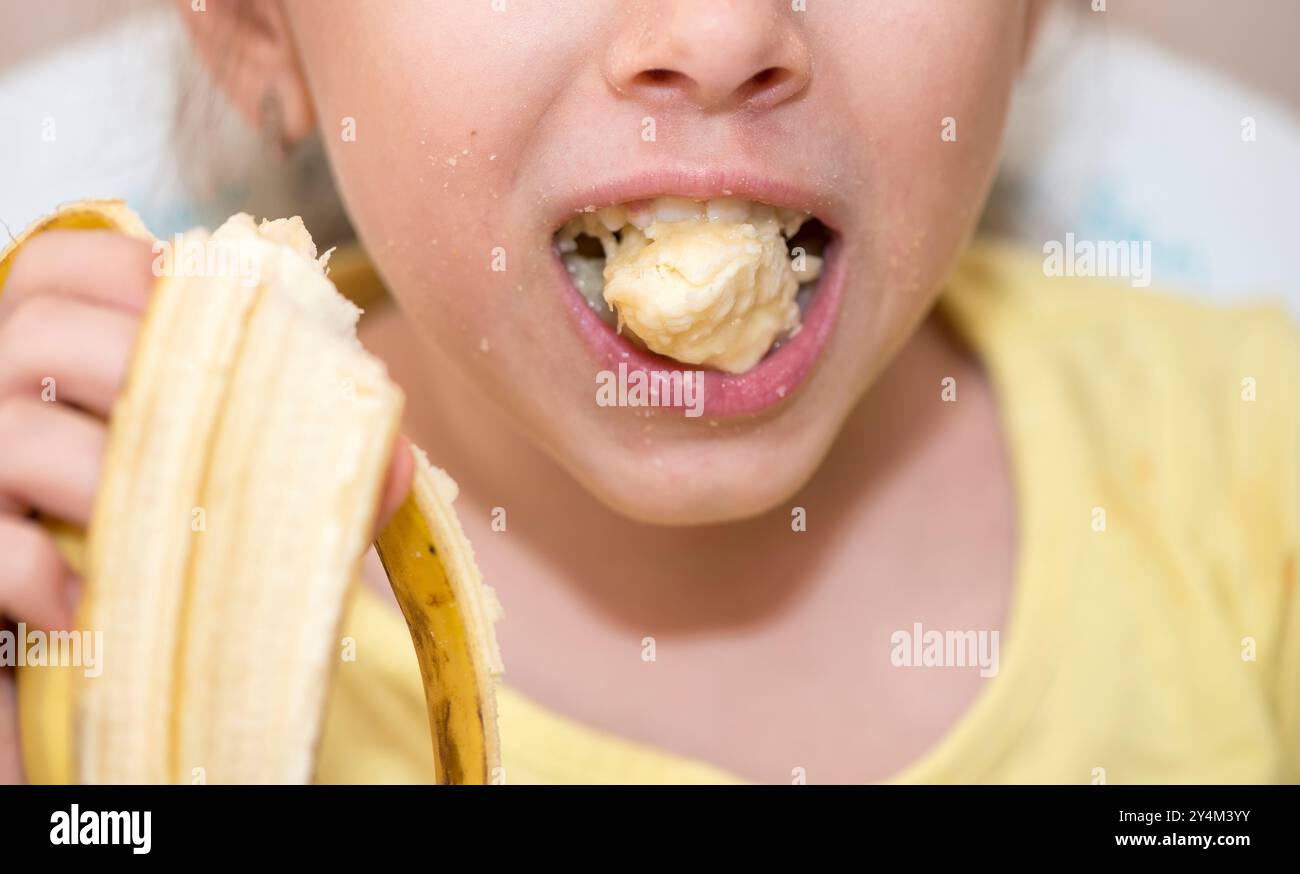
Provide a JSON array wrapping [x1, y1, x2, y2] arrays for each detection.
[[289, 1, 589, 352], [864, 12, 1020, 224], [814, 3, 1023, 344]]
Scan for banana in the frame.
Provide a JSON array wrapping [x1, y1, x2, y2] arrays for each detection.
[[0, 201, 502, 784], [376, 451, 505, 784]]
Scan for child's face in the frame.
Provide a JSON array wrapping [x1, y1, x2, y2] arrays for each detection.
[[284, 0, 1030, 524]]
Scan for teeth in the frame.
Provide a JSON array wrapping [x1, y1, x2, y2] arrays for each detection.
[[556, 196, 825, 369], [748, 203, 776, 226], [777, 207, 811, 238], [597, 205, 626, 232], [562, 199, 814, 243], [610, 197, 717, 230], [625, 201, 655, 229], [618, 225, 647, 251], [706, 197, 750, 223], [562, 251, 616, 325], [792, 252, 823, 283], [651, 197, 705, 223]]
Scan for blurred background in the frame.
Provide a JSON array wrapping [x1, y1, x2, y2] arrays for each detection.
[[3, 0, 1298, 310], [1107, 0, 1300, 111]]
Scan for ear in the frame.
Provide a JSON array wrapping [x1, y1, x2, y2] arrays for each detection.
[[173, 0, 315, 148]]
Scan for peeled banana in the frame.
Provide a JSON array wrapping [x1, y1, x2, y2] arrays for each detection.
[[0, 201, 503, 784]]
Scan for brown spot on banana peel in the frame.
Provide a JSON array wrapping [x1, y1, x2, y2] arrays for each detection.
[[432, 698, 463, 785], [374, 472, 499, 785]]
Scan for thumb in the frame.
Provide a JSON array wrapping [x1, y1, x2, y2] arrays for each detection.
[[0, 662, 22, 784], [373, 433, 415, 538]]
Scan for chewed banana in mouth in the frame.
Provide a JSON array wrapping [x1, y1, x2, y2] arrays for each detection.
[[556, 197, 829, 374]]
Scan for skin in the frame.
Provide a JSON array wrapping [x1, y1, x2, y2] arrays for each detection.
[[277, 0, 1029, 525], [1, 0, 1041, 782]]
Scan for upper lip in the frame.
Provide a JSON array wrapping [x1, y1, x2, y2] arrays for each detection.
[[544, 166, 846, 236]]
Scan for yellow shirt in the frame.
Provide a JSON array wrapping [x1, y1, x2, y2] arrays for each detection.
[[319, 239, 1300, 784]]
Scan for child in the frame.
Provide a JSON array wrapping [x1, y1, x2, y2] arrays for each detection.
[[0, 0, 1295, 784]]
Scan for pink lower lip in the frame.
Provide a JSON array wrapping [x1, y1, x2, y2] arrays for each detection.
[[557, 235, 843, 418]]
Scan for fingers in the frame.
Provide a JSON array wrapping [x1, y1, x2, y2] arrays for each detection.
[[0, 515, 77, 630], [0, 294, 140, 417], [0, 229, 156, 322], [0, 227, 147, 786], [0, 397, 104, 527], [0, 666, 22, 785], [0, 511, 78, 786], [374, 433, 415, 536]]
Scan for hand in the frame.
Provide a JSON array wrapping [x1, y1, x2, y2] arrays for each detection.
[[0, 229, 411, 783]]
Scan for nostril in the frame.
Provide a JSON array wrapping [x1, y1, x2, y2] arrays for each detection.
[[619, 58, 807, 110], [739, 67, 795, 105], [634, 68, 692, 91]]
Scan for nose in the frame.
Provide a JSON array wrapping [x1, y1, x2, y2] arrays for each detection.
[[605, 0, 811, 112]]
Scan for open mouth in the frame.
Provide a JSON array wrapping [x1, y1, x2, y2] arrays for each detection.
[[552, 194, 842, 417]]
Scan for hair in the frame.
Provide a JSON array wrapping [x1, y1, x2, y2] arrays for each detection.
[[169, 0, 353, 245], [978, 0, 1105, 240]]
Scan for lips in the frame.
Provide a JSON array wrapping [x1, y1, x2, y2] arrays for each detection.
[[548, 173, 843, 418], [557, 232, 841, 418]]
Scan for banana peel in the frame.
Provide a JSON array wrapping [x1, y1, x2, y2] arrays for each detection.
[[0, 201, 503, 784]]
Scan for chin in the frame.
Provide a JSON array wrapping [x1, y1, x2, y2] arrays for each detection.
[[558, 423, 834, 527]]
